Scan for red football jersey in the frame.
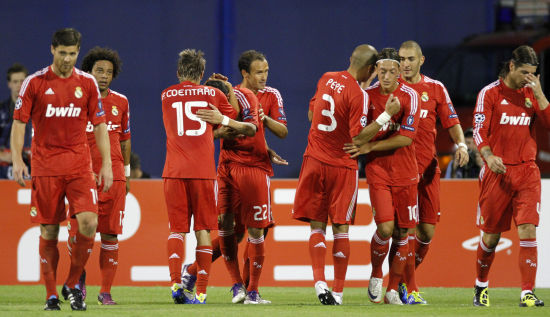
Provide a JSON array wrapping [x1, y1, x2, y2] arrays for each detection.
[[256, 86, 287, 126], [473, 79, 550, 164], [161, 81, 237, 179], [304, 71, 369, 169], [400, 75, 460, 173], [364, 82, 420, 185], [14, 66, 104, 176], [86, 89, 130, 181], [218, 87, 273, 175]]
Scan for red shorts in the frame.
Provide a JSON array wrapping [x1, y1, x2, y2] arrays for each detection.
[[417, 165, 441, 224], [369, 183, 418, 229], [477, 162, 540, 233], [218, 163, 273, 229], [164, 178, 218, 233], [292, 156, 358, 225], [30, 173, 98, 224]]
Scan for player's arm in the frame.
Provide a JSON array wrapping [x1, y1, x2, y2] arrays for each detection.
[[480, 146, 505, 174], [196, 104, 257, 137], [10, 119, 29, 186], [266, 140, 288, 165], [345, 135, 412, 158], [526, 73, 550, 127], [121, 139, 131, 194], [94, 123, 113, 191], [353, 94, 401, 145], [473, 87, 505, 174], [448, 124, 469, 167], [261, 108, 288, 138]]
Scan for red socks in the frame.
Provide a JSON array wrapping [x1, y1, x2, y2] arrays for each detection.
[[66, 231, 94, 288], [247, 236, 265, 292], [404, 235, 418, 292], [39, 237, 59, 299], [167, 233, 184, 284], [309, 229, 327, 283], [100, 239, 119, 293], [387, 238, 408, 291], [219, 230, 243, 285], [332, 233, 349, 293], [519, 239, 537, 291], [370, 231, 390, 278], [195, 245, 213, 294], [415, 236, 431, 268], [476, 238, 495, 285]]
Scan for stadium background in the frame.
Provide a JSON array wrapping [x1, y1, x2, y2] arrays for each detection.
[[1, 0, 550, 289]]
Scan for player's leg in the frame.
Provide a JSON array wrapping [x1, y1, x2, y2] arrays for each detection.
[[65, 173, 99, 311], [163, 178, 190, 304], [514, 163, 543, 307], [31, 176, 66, 310], [414, 167, 441, 270], [193, 229, 212, 303]]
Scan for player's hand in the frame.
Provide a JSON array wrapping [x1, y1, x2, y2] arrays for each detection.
[[12, 159, 29, 187], [486, 154, 506, 174], [384, 94, 401, 116], [196, 104, 223, 124], [98, 164, 113, 192], [344, 142, 373, 158], [215, 126, 240, 140], [455, 146, 469, 167], [125, 177, 130, 194], [207, 73, 228, 82], [258, 108, 267, 121], [267, 148, 288, 165], [525, 73, 542, 97]]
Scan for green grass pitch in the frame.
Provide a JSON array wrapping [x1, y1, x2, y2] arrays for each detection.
[[0, 286, 548, 316]]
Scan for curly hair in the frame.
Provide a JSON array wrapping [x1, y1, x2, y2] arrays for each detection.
[[81, 46, 122, 78]]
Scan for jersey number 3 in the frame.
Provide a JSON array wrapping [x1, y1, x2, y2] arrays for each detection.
[[171, 101, 207, 136], [317, 94, 337, 132]]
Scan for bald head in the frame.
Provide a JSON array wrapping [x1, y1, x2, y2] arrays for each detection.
[[400, 40, 422, 57], [350, 44, 378, 69]]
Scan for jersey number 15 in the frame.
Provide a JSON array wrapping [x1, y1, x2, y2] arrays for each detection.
[[171, 101, 208, 136]]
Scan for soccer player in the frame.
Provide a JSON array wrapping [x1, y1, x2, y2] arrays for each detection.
[[293, 44, 400, 305], [162, 49, 254, 304], [394, 40, 469, 304], [11, 28, 113, 311], [472, 45, 549, 307], [64, 47, 131, 305], [345, 48, 420, 305]]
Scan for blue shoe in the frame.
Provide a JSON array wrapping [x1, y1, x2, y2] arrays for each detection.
[[181, 264, 197, 293], [407, 291, 427, 305], [171, 283, 185, 304], [398, 283, 408, 304], [192, 293, 207, 304]]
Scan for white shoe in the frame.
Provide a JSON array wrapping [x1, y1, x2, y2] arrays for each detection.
[[385, 289, 404, 305], [315, 281, 337, 305], [244, 291, 271, 304], [368, 277, 383, 303], [332, 291, 343, 305], [230, 283, 246, 304]]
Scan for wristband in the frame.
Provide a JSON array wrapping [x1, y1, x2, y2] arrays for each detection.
[[124, 164, 131, 177], [457, 142, 467, 150], [375, 111, 392, 126], [221, 115, 230, 126]]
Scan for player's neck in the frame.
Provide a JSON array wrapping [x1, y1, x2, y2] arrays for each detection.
[[240, 80, 258, 94], [100, 89, 109, 98], [503, 76, 521, 90], [51, 64, 73, 79], [346, 67, 358, 81], [11, 93, 18, 104], [380, 82, 399, 95], [403, 73, 422, 84]]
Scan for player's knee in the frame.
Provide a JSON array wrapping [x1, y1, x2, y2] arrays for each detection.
[[377, 223, 393, 239], [248, 227, 263, 239], [517, 223, 536, 239], [40, 224, 60, 240]]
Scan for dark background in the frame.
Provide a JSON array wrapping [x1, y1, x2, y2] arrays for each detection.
[[0, 0, 500, 177]]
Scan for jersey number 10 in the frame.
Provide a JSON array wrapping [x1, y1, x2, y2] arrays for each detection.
[[171, 101, 208, 136]]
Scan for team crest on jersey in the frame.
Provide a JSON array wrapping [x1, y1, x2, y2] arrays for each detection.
[[30, 207, 37, 217], [112, 106, 119, 116], [421, 92, 429, 102], [75, 86, 83, 99], [525, 98, 533, 108], [15, 97, 22, 110], [360, 116, 367, 127]]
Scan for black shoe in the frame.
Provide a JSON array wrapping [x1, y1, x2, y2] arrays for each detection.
[[520, 291, 544, 307], [473, 286, 490, 307], [61, 284, 70, 300], [67, 288, 86, 311], [44, 297, 61, 310]]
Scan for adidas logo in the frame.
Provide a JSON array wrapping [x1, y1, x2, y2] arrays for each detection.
[[45, 88, 54, 95], [501, 99, 509, 105], [169, 253, 180, 259], [198, 270, 208, 275], [333, 251, 346, 258], [314, 242, 326, 248], [40, 257, 47, 264]]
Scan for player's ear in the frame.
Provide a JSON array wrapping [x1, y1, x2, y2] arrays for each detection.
[[241, 69, 248, 79], [50, 45, 55, 56], [420, 55, 425, 66]]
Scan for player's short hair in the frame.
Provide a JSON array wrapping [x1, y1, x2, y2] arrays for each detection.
[[376, 48, 400, 66], [399, 40, 423, 56], [204, 80, 229, 96], [499, 45, 538, 78], [51, 28, 82, 48], [81, 47, 122, 78], [238, 50, 266, 74], [177, 49, 205, 82], [7, 63, 28, 81], [464, 127, 473, 138]]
